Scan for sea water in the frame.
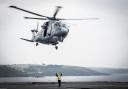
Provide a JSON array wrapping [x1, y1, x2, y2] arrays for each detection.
[[0, 74, 128, 83]]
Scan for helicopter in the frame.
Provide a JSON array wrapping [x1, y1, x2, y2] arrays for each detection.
[[9, 5, 98, 50]]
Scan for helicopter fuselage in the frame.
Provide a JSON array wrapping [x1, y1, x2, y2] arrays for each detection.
[[33, 20, 69, 45]]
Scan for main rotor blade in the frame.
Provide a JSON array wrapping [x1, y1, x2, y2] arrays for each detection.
[[53, 6, 62, 18], [24, 17, 47, 20], [57, 18, 99, 20], [9, 5, 48, 18]]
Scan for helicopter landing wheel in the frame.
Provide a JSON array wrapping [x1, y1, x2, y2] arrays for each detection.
[[36, 43, 38, 46], [55, 45, 58, 50]]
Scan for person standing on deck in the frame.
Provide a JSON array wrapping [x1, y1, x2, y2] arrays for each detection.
[[56, 72, 62, 87]]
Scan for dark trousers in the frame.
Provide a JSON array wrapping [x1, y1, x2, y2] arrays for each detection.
[[58, 80, 61, 87]]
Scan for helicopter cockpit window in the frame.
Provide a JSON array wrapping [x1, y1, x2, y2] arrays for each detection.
[[62, 24, 66, 27], [62, 24, 68, 28], [54, 22, 61, 27]]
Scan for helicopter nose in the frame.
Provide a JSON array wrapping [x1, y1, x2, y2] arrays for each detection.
[[60, 28, 69, 37], [61, 28, 69, 35]]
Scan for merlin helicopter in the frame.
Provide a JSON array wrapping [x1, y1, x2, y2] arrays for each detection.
[[9, 5, 98, 50]]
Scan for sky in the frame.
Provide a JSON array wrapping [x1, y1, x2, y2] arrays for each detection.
[[0, 0, 128, 68]]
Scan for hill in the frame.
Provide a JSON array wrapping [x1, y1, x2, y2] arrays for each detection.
[[90, 67, 128, 75], [0, 64, 108, 77]]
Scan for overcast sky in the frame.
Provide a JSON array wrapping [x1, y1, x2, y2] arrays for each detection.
[[0, 0, 128, 68]]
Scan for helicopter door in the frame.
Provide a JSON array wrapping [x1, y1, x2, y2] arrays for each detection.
[[43, 22, 49, 37], [46, 21, 54, 37]]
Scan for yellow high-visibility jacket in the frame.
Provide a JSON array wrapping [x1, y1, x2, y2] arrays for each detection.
[[57, 75, 61, 80], [56, 73, 62, 80]]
